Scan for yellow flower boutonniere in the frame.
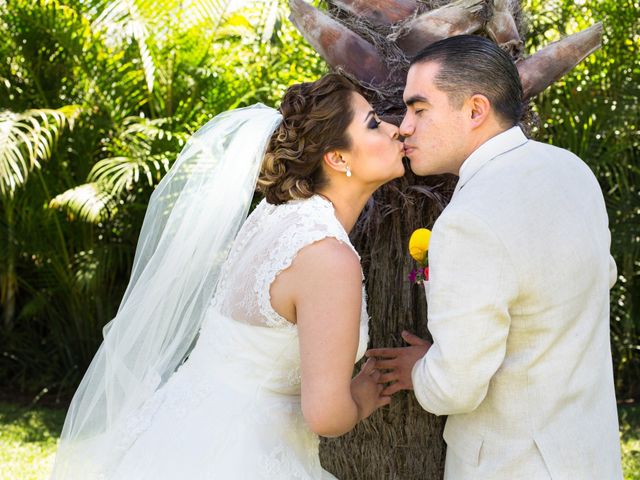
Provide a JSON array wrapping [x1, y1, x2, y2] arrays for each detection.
[[408, 228, 431, 284]]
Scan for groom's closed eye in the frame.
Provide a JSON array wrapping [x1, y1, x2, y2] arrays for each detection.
[[404, 95, 431, 108]]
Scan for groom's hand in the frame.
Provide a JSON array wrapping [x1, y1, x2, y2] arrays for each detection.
[[365, 331, 431, 396]]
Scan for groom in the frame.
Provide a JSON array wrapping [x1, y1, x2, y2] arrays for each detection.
[[367, 35, 623, 479]]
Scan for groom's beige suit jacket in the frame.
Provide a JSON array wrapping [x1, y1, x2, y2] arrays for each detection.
[[412, 127, 623, 479]]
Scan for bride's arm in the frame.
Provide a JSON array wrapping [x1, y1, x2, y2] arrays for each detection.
[[274, 237, 387, 437]]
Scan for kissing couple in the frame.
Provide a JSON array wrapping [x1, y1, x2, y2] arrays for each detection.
[[51, 35, 622, 479]]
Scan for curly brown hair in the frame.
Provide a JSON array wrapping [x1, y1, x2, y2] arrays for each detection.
[[257, 73, 361, 205]]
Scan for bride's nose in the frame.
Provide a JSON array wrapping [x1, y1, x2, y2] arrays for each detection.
[[390, 124, 400, 140], [383, 121, 400, 140]]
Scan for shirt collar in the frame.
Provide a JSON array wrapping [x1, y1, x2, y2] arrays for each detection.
[[454, 126, 528, 195]]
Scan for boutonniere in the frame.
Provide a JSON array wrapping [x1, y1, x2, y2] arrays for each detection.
[[408, 228, 431, 285]]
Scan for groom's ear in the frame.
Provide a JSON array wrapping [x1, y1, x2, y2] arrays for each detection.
[[467, 93, 491, 128]]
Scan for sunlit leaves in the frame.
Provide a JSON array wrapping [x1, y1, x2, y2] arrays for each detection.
[[92, 0, 165, 92], [90, 155, 169, 194], [49, 182, 116, 223], [50, 115, 182, 221], [0, 106, 81, 197], [0, 0, 93, 104], [91, 0, 236, 94]]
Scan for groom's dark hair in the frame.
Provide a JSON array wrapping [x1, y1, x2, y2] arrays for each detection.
[[411, 35, 523, 126]]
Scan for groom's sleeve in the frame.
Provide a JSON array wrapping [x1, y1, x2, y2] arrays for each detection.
[[411, 208, 518, 416]]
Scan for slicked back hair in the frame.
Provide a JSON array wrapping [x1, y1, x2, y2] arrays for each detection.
[[410, 35, 523, 126]]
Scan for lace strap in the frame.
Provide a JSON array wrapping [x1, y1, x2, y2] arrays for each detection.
[[256, 197, 359, 328]]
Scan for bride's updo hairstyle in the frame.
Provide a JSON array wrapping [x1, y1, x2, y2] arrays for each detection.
[[257, 73, 361, 205]]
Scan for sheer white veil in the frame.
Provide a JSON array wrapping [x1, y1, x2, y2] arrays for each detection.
[[51, 104, 283, 479]]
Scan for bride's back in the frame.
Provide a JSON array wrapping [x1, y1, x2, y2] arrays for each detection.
[[212, 195, 355, 328]]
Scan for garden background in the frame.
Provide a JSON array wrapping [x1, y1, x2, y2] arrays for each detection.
[[0, 0, 638, 478]]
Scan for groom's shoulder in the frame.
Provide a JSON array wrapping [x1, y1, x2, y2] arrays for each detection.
[[486, 138, 595, 188], [523, 139, 599, 189], [517, 138, 588, 170], [524, 137, 581, 159]]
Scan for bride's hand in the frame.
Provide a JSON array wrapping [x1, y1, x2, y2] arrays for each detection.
[[350, 357, 391, 421]]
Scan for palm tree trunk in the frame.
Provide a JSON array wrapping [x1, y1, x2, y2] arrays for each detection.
[[320, 171, 455, 479]]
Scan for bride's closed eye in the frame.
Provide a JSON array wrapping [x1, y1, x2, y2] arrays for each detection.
[[367, 116, 382, 129]]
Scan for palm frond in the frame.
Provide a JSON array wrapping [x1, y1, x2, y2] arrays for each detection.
[[72, 116, 182, 209], [219, 0, 286, 43], [256, 0, 283, 43], [183, 0, 234, 31], [104, 115, 185, 159], [117, 115, 188, 147], [88, 154, 171, 196], [0, 106, 82, 197], [91, 0, 235, 94], [49, 182, 116, 223], [91, 0, 166, 93]]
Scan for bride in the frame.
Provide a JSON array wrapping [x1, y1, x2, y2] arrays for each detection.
[[50, 73, 405, 479]]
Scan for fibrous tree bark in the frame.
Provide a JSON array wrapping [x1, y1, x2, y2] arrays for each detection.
[[288, 1, 602, 478]]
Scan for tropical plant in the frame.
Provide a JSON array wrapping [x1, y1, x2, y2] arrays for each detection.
[[0, 106, 82, 335], [0, 0, 325, 396]]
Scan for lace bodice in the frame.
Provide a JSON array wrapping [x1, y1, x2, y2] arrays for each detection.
[[212, 195, 369, 335]]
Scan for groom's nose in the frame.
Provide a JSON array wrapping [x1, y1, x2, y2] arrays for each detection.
[[399, 115, 413, 138]]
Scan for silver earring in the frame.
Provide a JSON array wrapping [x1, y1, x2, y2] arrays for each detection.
[[346, 166, 352, 177]]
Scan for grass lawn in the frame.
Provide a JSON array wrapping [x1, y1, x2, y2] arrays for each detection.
[[0, 402, 65, 480], [1, 401, 639, 479], [621, 403, 640, 479]]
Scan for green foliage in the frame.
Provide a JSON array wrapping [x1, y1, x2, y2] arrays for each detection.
[[524, 0, 640, 399], [0, 106, 81, 197], [0, 0, 325, 395]]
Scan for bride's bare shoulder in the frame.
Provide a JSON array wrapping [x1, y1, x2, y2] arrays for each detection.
[[295, 237, 360, 273], [273, 236, 361, 299], [269, 236, 361, 322]]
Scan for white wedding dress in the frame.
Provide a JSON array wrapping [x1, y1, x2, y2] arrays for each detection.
[[107, 194, 369, 479]]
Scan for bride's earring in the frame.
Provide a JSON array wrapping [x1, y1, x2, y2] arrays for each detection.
[[345, 166, 352, 178]]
